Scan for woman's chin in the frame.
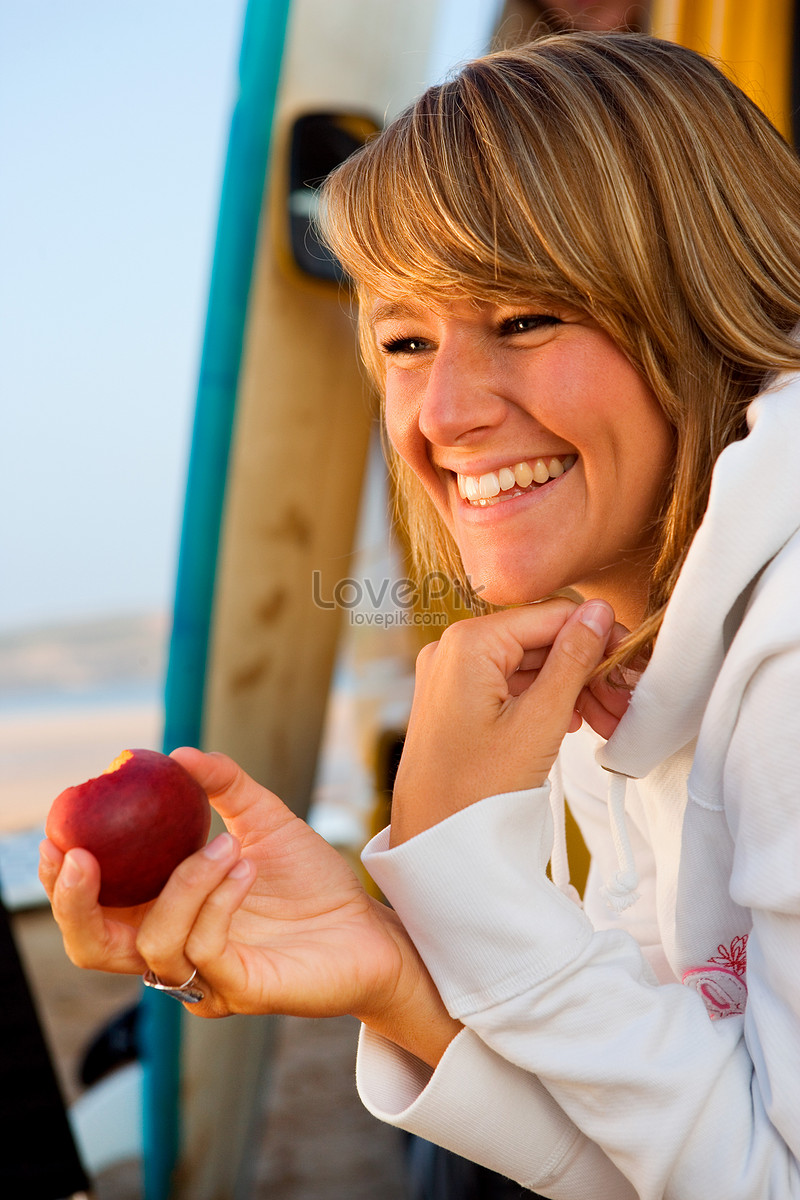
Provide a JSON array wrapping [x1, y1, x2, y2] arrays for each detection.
[[469, 576, 549, 608]]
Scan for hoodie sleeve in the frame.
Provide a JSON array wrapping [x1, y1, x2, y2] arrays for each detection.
[[356, 1024, 636, 1198], [361, 777, 800, 1199]]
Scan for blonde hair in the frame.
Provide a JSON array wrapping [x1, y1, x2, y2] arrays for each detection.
[[320, 32, 800, 663]]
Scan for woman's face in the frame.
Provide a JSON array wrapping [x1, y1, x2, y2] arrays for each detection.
[[370, 296, 673, 625]]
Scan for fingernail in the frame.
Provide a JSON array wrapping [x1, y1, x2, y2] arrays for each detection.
[[579, 600, 614, 638], [61, 853, 82, 888], [39, 840, 59, 868], [203, 832, 236, 860], [227, 858, 251, 880]]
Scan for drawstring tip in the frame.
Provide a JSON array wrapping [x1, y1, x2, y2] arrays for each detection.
[[600, 870, 640, 913]]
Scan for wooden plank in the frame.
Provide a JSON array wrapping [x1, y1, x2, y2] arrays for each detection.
[[176, 3, 439, 1195]]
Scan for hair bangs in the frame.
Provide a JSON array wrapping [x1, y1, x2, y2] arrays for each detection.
[[321, 78, 587, 309]]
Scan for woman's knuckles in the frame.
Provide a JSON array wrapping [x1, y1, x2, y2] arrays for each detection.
[[553, 624, 607, 674], [65, 943, 100, 971], [134, 927, 169, 964], [184, 937, 222, 976], [161, 834, 240, 893]]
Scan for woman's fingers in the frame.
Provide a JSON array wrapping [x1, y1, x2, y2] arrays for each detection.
[[573, 619, 634, 738], [181, 860, 258, 1013], [38, 836, 64, 901], [41, 842, 145, 973], [578, 671, 633, 738], [134, 833, 254, 996], [169, 747, 294, 841], [392, 598, 617, 842], [507, 668, 541, 697], [508, 599, 615, 758], [531, 599, 614, 698], [576, 685, 623, 739], [168, 747, 243, 808], [40, 826, 257, 997]]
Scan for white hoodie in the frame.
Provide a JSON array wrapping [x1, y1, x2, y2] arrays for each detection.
[[356, 370, 800, 1199]]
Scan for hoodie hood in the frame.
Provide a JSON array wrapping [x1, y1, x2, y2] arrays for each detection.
[[598, 367, 800, 781]]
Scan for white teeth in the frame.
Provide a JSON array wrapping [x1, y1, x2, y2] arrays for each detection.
[[456, 456, 575, 506], [479, 471, 500, 499], [464, 475, 481, 502]]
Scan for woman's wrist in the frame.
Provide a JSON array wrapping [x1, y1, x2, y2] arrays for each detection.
[[355, 901, 462, 1069]]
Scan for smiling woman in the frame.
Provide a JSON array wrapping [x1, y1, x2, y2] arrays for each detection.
[[322, 32, 800, 663], [368, 296, 673, 627], [41, 31, 800, 1200]]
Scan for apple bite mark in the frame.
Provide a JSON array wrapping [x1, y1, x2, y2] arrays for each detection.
[[102, 749, 135, 774], [46, 748, 212, 908]]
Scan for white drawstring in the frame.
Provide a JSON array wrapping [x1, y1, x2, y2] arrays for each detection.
[[600, 772, 640, 912], [550, 759, 639, 913], [549, 757, 582, 906]]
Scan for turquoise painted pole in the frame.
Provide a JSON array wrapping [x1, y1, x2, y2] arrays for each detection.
[[142, 2, 292, 1197]]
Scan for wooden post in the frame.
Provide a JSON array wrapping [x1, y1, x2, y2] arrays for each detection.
[[175, 2, 438, 1194]]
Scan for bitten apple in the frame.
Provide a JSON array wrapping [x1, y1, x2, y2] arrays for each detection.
[[46, 748, 212, 907]]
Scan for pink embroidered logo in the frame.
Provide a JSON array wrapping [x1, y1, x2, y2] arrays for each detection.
[[682, 935, 749, 1020]]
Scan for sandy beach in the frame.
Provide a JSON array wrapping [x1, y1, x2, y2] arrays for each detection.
[[0, 698, 164, 835]]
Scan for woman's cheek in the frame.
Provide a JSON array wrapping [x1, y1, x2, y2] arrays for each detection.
[[383, 389, 421, 469]]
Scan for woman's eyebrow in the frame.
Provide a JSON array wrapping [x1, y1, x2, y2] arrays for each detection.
[[369, 300, 423, 325]]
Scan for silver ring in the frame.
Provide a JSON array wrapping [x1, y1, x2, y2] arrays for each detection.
[[142, 966, 205, 1004]]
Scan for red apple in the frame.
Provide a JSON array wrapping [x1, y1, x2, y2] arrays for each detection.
[[46, 748, 212, 907]]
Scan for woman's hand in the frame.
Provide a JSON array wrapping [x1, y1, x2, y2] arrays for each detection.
[[390, 596, 628, 844], [39, 749, 461, 1066]]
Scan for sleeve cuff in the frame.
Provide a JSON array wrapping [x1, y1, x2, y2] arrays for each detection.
[[362, 788, 593, 1017], [356, 1023, 635, 1198]]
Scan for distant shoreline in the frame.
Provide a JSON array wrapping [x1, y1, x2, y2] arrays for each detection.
[[0, 679, 163, 718], [0, 612, 168, 833], [0, 610, 168, 705]]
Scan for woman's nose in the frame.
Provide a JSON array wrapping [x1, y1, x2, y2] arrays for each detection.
[[418, 340, 507, 446]]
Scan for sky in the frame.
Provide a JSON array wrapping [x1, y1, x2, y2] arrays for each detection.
[[1, 0, 246, 632], [0, 0, 500, 636]]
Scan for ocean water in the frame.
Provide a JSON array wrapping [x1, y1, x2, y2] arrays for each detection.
[[0, 677, 162, 717]]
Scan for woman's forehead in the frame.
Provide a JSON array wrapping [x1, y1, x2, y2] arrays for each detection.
[[366, 294, 474, 323], [364, 289, 571, 326]]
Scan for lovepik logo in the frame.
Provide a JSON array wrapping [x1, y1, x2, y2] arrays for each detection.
[[311, 571, 479, 627]]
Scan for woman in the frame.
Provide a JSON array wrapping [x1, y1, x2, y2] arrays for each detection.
[[40, 34, 800, 1198]]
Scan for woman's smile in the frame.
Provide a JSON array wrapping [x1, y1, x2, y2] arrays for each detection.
[[455, 454, 578, 505], [371, 296, 674, 627]]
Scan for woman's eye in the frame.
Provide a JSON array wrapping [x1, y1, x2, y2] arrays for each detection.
[[379, 335, 431, 355], [502, 314, 563, 335]]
